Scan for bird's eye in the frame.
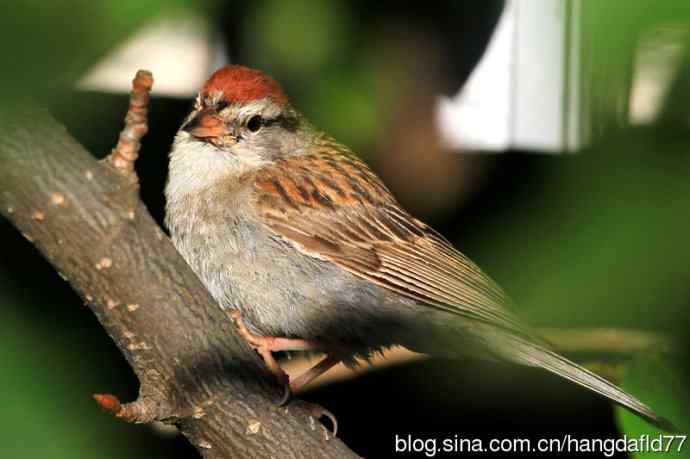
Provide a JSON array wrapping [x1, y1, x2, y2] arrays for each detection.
[[246, 115, 263, 133], [216, 101, 229, 111]]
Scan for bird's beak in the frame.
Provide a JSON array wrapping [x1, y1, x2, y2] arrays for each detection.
[[183, 108, 231, 139]]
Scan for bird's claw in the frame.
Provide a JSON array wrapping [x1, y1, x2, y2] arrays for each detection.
[[299, 401, 338, 437], [278, 380, 292, 406]]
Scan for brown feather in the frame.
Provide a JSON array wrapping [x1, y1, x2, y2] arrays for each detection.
[[250, 152, 534, 339]]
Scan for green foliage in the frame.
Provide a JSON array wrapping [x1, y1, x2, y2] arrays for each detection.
[[246, 0, 351, 75], [303, 67, 379, 150], [0, 0, 200, 102], [617, 355, 690, 458], [490, 134, 690, 332], [0, 294, 133, 458]]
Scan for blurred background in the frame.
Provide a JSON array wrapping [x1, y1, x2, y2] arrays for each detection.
[[1, 1, 690, 457]]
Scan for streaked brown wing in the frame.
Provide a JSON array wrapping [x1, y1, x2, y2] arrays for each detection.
[[250, 151, 530, 338]]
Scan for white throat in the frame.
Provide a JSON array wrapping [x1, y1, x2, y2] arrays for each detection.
[[166, 131, 266, 201]]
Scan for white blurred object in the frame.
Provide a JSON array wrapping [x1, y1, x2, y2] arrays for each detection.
[[78, 13, 226, 97], [437, 0, 584, 153], [629, 27, 688, 124]]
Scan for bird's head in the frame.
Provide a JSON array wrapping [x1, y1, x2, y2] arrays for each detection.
[[171, 65, 312, 184]]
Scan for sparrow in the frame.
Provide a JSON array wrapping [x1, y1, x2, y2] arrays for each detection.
[[165, 65, 671, 431]]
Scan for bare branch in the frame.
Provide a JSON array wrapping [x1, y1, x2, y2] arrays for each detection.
[[106, 70, 153, 176], [93, 393, 162, 424]]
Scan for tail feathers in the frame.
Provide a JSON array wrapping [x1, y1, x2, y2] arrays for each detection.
[[503, 336, 675, 431]]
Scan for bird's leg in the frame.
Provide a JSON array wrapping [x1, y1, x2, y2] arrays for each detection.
[[290, 354, 342, 436], [289, 353, 341, 393], [229, 310, 342, 434], [229, 310, 319, 404]]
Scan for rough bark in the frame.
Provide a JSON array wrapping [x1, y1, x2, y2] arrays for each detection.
[[0, 108, 359, 459]]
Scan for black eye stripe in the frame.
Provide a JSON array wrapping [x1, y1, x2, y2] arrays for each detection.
[[264, 115, 293, 127], [237, 115, 298, 141], [245, 115, 286, 129]]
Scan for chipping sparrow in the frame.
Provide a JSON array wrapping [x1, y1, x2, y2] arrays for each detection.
[[165, 65, 671, 431]]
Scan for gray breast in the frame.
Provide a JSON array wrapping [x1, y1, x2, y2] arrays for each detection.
[[166, 185, 422, 360]]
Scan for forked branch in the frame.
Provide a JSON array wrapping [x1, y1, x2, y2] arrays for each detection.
[[0, 72, 359, 459]]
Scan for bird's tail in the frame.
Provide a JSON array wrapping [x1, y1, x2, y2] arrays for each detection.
[[496, 333, 675, 431]]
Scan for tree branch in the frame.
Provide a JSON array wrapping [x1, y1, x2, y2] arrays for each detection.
[[0, 91, 359, 456], [106, 69, 153, 176]]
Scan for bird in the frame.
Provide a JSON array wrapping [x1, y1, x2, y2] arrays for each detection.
[[164, 64, 671, 432]]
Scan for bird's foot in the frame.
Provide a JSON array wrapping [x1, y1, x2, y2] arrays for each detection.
[[229, 310, 341, 434], [289, 354, 341, 436], [230, 309, 319, 404], [297, 400, 339, 437]]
